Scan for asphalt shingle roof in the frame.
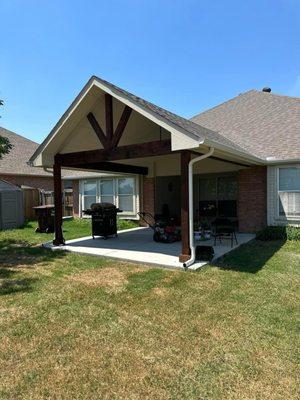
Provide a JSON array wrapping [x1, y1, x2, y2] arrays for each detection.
[[93, 76, 252, 156], [191, 90, 300, 161], [0, 127, 52, 177]]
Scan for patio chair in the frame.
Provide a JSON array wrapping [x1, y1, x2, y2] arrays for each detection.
[[211, 217, 238, 248]]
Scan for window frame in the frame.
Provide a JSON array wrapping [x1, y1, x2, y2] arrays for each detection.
[[116, 177, 136, 215], [80, 176, 137, 217], [277, 166, 300, 220]]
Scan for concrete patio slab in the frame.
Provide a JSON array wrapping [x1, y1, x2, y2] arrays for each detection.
[[45, 227, 255, 270]]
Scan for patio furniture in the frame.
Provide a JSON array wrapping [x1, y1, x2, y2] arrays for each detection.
[[33, 205, 55, 233], [211, 217, 238, 248], [83, 203, 122, 239]]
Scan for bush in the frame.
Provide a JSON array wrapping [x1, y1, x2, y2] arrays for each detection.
[[256, 225, 300, 241]]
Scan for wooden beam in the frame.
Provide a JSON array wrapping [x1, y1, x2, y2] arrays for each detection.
[[87, 112, 108, 149], [53, 159, 64, 246], [75, 161, 148, 175], [105, 94, 113, 144], [179, 150, 191, 263], [111, 105, 132, 148], [57, 139, 172, 166]]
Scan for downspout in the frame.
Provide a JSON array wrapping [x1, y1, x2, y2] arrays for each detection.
[[183, 147, 215, 269]]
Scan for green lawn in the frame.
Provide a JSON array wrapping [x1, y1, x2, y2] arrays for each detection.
[[0, 218, 138, 249], [0, 220, 299, 399]]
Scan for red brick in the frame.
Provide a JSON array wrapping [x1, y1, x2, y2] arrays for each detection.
[[140, 177, 155, 226], [238, 166, 267, 232]]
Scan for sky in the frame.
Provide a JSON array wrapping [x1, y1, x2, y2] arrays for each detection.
[[0, 0, 300, 143]]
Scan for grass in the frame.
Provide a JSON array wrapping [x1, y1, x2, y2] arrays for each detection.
[[0, 217, 138, 249], [0, 221, 299, 399]]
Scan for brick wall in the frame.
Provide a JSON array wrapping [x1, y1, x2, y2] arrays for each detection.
[[140, 177, 155, 226], [0, 174, 53, 191], [238, 166, 267, 232]]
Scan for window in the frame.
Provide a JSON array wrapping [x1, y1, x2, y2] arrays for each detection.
[[83, 181, 97, 210], [278, 167, 300, 217], [198, 175, 237, 217], [117, 178, 135, 212], [100, 179, 114, 204], [81, 177, 136, 214]]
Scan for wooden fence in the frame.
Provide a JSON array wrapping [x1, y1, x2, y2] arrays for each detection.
[[22, 187, 40, 219], [21, 188, 74, 220]]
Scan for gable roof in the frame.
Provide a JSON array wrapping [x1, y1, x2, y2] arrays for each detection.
[[0, 127, 53, 177], [92, 76, 249, 154], [191, 90, 300, 161], [30, 76, 262, 167]]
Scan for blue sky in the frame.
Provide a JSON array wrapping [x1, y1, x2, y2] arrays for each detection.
[[0, 0, 299, 143]]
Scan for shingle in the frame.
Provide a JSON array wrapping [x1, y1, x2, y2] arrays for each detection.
[[93, 76, 252, 156], [191, 90, 300, 160], [0, 127, 98, 179], [0, 127, 53, 176]]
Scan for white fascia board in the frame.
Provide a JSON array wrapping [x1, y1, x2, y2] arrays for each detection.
[[265, 157, 300, 165], [29, 78, 96, 166], [203, 139, 265, 164], [171, 130, 202, 150]]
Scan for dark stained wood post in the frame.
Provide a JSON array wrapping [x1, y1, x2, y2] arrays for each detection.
[[179, 150, 191, 263], [53, 157, 64, 245], [105, 94, 113, 144]]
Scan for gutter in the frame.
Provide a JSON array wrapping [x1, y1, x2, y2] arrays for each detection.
[[183, 147, 215, 269]]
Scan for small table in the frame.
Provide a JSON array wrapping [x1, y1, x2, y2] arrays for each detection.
[[33, 205, 55, 233]]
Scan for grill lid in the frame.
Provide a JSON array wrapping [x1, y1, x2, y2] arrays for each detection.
[[91, 202, 116, 211]]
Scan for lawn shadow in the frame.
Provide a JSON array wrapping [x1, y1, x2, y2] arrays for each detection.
[[0, 241, 67, 296], [214, 239, 286, 273]]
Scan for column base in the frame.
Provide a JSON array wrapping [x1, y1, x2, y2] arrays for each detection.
[[179, 253, 191, 263], [53, 236, 65, 246]]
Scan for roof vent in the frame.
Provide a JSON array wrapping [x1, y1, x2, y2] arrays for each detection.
[[262, 87, 271, 93]]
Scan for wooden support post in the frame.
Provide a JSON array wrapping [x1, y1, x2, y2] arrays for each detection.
[[53, 159, 64, 245], [179, 150, 191, 263]]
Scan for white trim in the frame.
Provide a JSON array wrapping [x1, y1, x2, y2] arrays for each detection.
[[276, 165, 300, 220], [79, 175, 139, 218]]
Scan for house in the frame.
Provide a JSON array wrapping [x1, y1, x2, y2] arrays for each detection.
[[0, 127, 54, 191], [29, 76, 300, 263]]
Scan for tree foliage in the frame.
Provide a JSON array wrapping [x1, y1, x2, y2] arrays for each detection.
[[0, 99, 13, 159]]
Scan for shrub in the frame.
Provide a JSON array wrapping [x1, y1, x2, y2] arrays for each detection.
[[256, 225, 300, 241]]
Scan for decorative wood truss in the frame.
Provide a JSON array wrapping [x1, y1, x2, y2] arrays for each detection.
[[87, 94, 133, 151]]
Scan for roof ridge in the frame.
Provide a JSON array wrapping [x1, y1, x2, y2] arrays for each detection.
[[0, 125, 39, 145], [251, 89, 300, 101], [190, 90, 256, 120]]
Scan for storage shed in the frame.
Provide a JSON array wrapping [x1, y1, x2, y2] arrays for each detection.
[[0, 180, 24, 230]]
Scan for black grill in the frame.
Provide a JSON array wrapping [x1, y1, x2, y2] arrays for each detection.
[[83, 203, 122, 239]]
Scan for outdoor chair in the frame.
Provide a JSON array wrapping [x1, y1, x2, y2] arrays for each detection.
[[211, 217, 238, 248]]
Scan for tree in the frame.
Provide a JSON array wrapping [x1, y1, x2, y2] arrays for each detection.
[[0, 99, 12, 159]]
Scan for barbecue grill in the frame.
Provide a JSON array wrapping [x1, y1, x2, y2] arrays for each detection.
[[83, 203, 122, 239]]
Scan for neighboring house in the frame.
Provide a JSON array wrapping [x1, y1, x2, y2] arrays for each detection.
[[0, 127, 54, 190], [28, 76, 300, 261]]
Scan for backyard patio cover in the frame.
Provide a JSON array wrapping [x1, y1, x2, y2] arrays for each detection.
[[29, 76, 263, 262]]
